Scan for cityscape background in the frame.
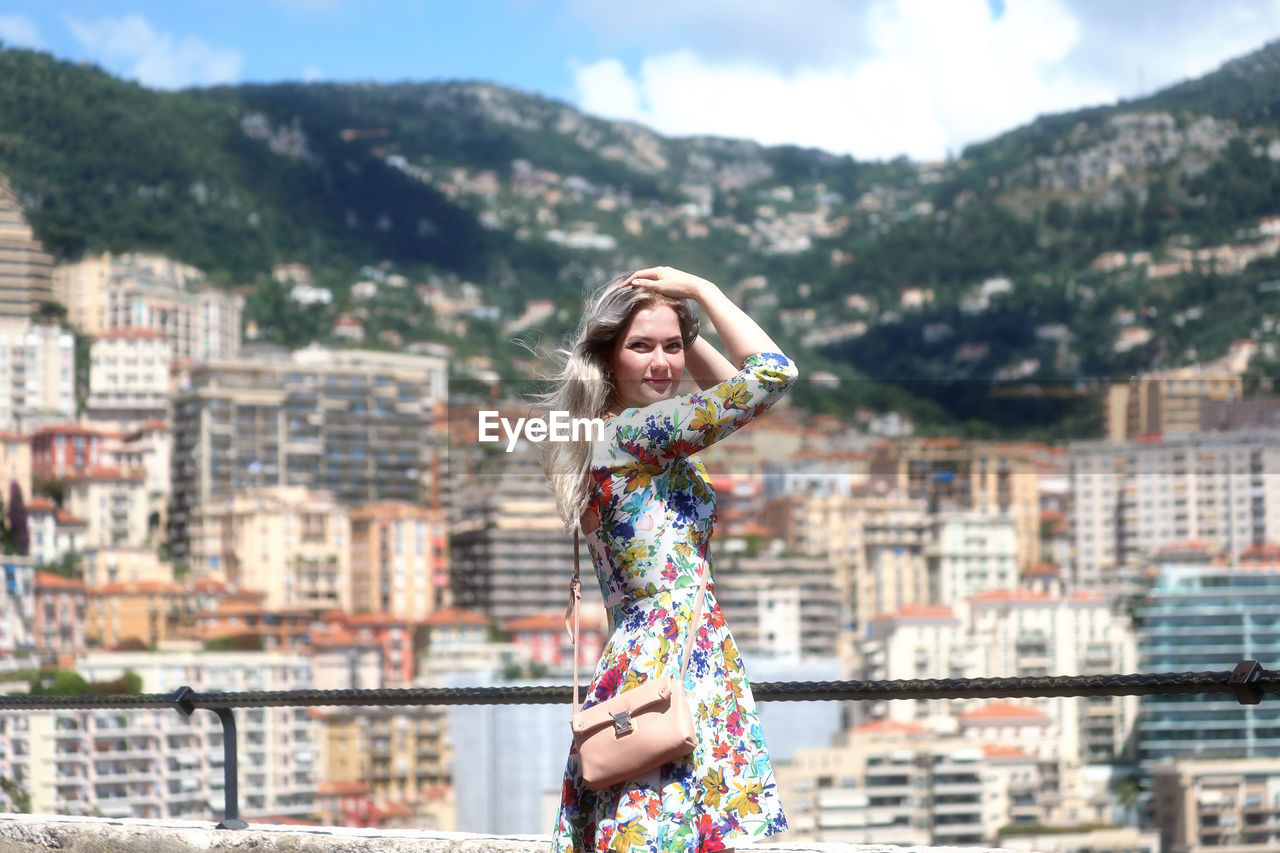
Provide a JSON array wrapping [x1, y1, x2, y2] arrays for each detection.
[[5, 5, 1280, 852]]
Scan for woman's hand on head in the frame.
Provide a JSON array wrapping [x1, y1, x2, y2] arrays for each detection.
[[626, 267, 717, 303]]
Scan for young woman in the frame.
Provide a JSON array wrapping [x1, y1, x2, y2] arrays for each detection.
[[540, 266, 797, 852]]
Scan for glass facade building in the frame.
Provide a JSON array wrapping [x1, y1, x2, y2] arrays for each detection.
[[1135, 565, 1280, 763]]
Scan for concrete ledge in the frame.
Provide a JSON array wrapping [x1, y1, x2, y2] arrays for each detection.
[[0, 814, 1018, 852]]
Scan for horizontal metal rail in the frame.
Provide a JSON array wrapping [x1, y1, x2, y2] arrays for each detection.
[[2, 661, 1270, 827]]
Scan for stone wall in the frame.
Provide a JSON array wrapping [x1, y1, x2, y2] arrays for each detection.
[[0, 815, 1017, 853]]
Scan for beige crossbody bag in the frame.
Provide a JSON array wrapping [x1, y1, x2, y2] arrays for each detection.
[[564, 529, 706, 790]]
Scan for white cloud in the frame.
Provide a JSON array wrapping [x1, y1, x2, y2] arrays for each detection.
[[570, 0, 1280, 160], [63, 14, 243, 90], [303, 65, 326, 83], [0, 14, 42, 49]]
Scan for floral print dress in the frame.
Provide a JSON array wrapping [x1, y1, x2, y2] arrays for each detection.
[[551, 351, 798, 852]]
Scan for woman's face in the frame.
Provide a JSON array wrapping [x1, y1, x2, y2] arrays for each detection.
[[607, 303, 686, 412]]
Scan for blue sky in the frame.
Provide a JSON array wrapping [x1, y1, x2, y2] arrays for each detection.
[[4, 1, 1280, 161]]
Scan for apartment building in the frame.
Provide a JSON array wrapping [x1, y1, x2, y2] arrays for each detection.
[[81, 546, 173, 587], [52, 252, 242, 363], [868, 438, 1042, 570], [0, 650, 318, 821], [32, 424, 106, 478], [85, 327, 170, 429], [773, 717, 1066, 846], [1151, 756, 1280, 852], [503, 611, 604, 670], [0, 555, 34, 658], [0, 431, 30, 502], [190, 486, 351, 611], [1069, 431, 1280, 594], [449, 447, 604, 627], [316, 706, 452, 823], [64, 467, 148, 549], [33, 571, 85, 666], [765, 489, 932, 666], [1105, 355, 1248, 441], [86, 580, 188, 649], [0, 173, 53, 319], [860, 588, 1137, 765], [27, 498, 86, 567], [349, 502, 448, 621], [168, 346, 445, 565], [0, 320, 75, 432], [926, 510, 1019, 603], [1135, 564, 1280, 764], [713, 548, 840, 658]]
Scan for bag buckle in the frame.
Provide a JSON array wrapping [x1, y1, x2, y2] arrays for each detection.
[[612, 711, 633, 735]]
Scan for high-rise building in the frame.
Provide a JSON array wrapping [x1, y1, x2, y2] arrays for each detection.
[[0, 320, 75, 432], [52, 252, 242, 363], [349, 502, 449, 621], [1151, 756, 1280, 852], [713, 549, 840, 658], [448, 446, 604, 627], [0, 650, 319, 820], [190, 486, 351, 611], [860, 588, 1137, 765], [765, 489, 932, 667], [868, 438, 1043, 571], [1069, 432, 1280, 594], [1135, 564, 1280, 764], [167, 346, 446, 566], [926, 510, 1019, 603], [0, 173, 53, 318], [86, 327, 170, 429]]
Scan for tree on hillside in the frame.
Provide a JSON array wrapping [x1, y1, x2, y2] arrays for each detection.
[[7, 482, 28, 557]]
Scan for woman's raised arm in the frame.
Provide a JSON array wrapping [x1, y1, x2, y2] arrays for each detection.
[[627, 267, 783, 368]]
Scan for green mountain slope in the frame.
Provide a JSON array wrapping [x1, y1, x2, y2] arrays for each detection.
[[5, 42, 1280, 437]]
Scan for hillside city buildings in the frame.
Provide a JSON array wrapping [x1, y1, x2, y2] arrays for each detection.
[[3, 169, 1280, 849]]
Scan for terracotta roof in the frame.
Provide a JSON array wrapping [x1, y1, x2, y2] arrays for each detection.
[[1025, 563, 1060, 577], [1241, 543, 1280, 563], [849, 719, 928, 736], [959, 701, 1052, 724], [33, 424, 101, 437], [0, 431, 28, 442], [983, 743, 1034, 759], [346, 612, 416, 628], [972, 589, 1050, 604], [28, 498, 56, 512], [870, 603, 955, 622], [91, 581, 183, 595], [374, 801, 413, 819], [35, 571, 84, 590], [1157, 539, 1216, 553], [318, 781, 368, 797], [505, 611, 601, 633], [55, 510, 87, 526], [423, 607, 490, 627]]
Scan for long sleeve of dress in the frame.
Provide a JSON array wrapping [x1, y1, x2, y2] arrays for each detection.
[[608, 351, 798, 463]]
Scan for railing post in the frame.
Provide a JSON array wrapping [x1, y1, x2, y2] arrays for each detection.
[[210, 707, 247, 830], [169, 687, 246, 829], [1230, 659, 1264, 705]]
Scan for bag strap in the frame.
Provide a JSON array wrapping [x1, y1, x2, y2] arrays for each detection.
[[565, 527, 707, 714]]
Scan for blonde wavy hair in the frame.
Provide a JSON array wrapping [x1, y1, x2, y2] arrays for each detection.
[[536, 272, 700, 531]]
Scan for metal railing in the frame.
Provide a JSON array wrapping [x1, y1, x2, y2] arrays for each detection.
[[2, 660, 1273, 828]]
